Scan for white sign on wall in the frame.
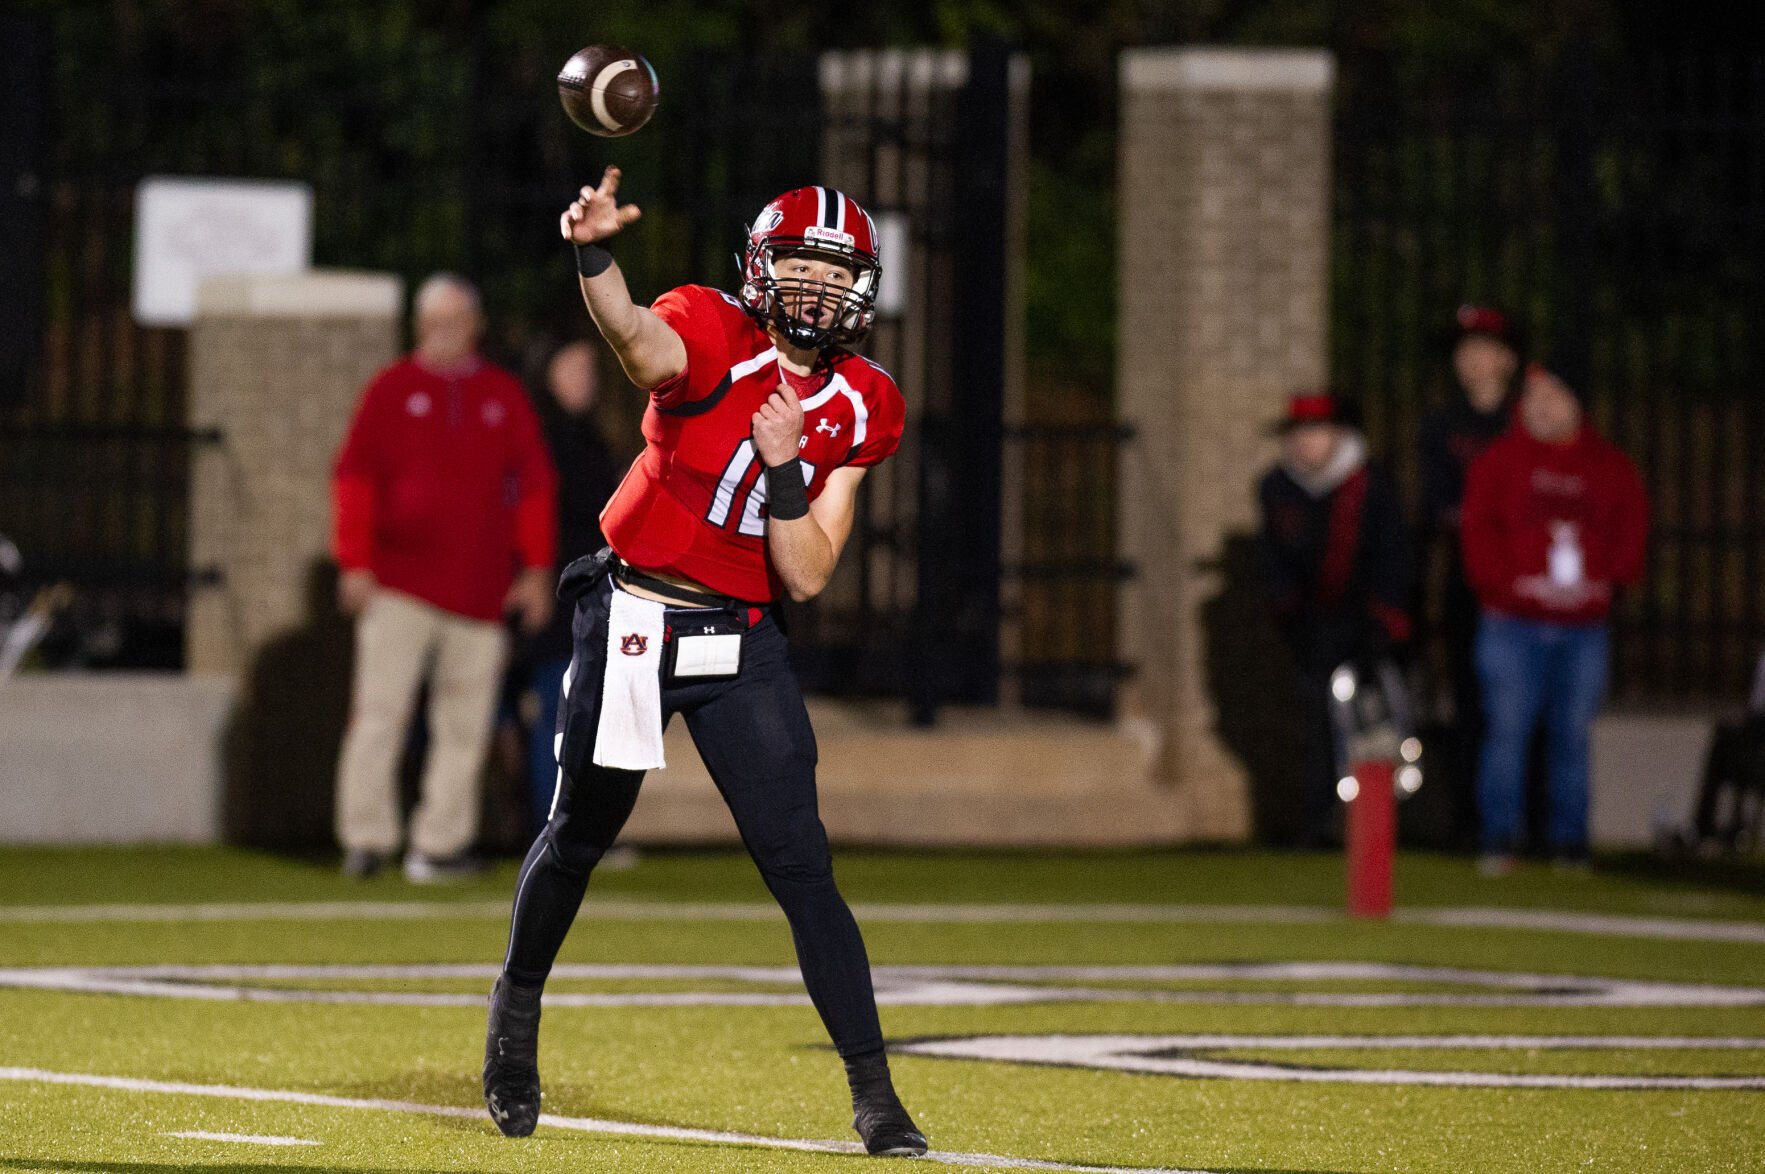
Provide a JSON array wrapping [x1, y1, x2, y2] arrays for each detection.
[[873, 210, 909, 318], [132, 177, 313, 327]]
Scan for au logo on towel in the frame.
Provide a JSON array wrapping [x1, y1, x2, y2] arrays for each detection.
[[619, 634, 649, 656]]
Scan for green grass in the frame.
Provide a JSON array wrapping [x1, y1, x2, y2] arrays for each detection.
[[2, 844, 1762, 915], [4, 846, 1764, 1172]]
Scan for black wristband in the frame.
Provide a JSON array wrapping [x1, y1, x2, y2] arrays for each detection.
[[764, 459, 810, 521], [574, 241, 613, 279]]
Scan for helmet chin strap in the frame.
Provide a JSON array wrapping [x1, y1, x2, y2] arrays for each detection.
[[774, 316, 826, 350]]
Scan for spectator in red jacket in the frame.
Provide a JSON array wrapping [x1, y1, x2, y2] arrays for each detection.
[[1461, 362, 1649, 874], [331, 274, 558, 882]]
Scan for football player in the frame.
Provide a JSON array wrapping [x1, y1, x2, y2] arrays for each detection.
[[482, 167, 926, 1157]]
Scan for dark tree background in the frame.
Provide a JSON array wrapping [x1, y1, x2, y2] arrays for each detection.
[[16, 0, 1742, 419]]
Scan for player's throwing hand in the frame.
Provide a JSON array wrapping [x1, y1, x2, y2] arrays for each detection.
[[751, 383, 805, 467], [560, 166, 642, 244]]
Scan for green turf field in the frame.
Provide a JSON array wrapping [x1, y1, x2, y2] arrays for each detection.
[[3, 847, 1763, 1172]]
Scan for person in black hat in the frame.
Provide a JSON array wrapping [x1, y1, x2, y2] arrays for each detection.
[[1416, 305, 1523, 847], [1257, 392, 1413, 847]]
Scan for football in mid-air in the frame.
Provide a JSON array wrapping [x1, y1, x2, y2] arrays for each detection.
[[557, 45, 659, 137]]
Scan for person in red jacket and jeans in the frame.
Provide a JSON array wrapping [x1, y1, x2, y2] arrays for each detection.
[[332, 274, 558, 882], [1460, 362, 1648, 874]]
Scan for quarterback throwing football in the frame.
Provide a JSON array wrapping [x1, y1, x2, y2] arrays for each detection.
[[483, 166, 925, 1157]]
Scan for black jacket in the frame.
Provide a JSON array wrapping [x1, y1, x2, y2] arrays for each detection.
[[1417, 398, 1508, 544], [1257, 441, 1412, 669], [530, 392, 622, 663]]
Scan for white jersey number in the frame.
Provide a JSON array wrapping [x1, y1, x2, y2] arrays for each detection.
[[706, 440, 816, 537]]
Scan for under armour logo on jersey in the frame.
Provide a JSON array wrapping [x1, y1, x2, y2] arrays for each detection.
[[482, 400, 506, 427], [405, 392, 432, 417], [620, 634, 649, 656], [816, 419, 842, 438]]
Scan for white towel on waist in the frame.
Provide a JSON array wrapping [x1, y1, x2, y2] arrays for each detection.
[[593, 587, 667, 770]]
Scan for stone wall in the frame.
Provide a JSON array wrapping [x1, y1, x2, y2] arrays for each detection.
[[0, 674, 235, 843], [186, 271, 402, 674], [1114, 48, 1336, 838]]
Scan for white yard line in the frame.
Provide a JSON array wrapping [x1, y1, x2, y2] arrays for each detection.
[[894, 1035, 1765, 1091], [930, 1032, 1765, 1050], [0, 899, 1761, 943], [3, 961, 1761, 1009], [164, 1130, 319, 1146], [1396, 906, 1765, 944], [0, 900, 1334, 925], [0, 1066, 1208, 1174], [0, 900, 516, 923]]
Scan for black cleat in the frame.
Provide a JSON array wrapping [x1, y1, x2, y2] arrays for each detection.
[[852, 1090, 928, 1157], [482, 976, 543, 1137]]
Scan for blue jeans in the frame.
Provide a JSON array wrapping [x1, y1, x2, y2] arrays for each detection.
[[1474, 613, 1609, 856], [527, 656, 572, 839]]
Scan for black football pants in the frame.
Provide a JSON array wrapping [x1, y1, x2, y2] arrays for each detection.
[[499, 575, 886, 1059]]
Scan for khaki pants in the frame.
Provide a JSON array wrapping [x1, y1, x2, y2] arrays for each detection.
[[335, 589, 506, 857]]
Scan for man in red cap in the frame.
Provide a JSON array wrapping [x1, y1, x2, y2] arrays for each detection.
[[1460, 362, 1649, 874], [1417, 305, 1523, 846], [1257, 392, 1412, 846]]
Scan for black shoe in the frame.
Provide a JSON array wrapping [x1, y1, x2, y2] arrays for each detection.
[[341, 849, 388, 880], [483, 977, 543, 1137], [852, 1090, 928, 1157]]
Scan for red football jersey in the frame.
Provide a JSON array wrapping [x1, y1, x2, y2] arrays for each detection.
[[599, 284, 906, 601]]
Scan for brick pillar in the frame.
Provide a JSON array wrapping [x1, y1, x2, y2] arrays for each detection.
[[186, 271, 402, 675], [1114, 48, 1335, 838]]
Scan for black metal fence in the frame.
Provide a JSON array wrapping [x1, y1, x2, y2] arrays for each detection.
[[1008, 422, 1133, 717], [1334, 45, 1765, 706]]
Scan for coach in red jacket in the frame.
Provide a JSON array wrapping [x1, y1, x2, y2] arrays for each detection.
[[331, 274, 557, 882], [1461, 362, 1648, 873]]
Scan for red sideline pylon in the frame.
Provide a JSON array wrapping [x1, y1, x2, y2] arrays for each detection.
[[1346, 759, 1395, 919]]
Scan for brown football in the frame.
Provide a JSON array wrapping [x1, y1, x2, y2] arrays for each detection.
[[557, 45, 659, 138]]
